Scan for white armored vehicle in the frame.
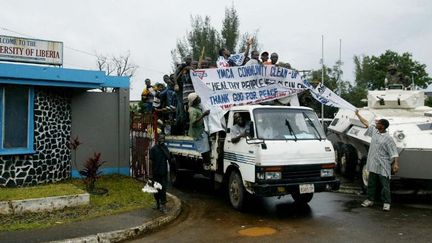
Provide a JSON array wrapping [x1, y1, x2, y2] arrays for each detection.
[[327, 86, 432, 192]]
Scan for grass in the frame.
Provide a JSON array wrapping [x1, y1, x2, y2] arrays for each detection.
[[0, 182, 85, 201], [0, 175, 154, 232]]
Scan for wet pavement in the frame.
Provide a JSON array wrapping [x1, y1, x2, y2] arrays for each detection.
[[128, 175, 432, 243]]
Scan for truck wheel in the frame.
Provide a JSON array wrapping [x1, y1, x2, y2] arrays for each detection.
[[340, 145, 357, 179], [291, 192, 314, 204], [170, 165, 180, 186], [228, 171, 246, 210]]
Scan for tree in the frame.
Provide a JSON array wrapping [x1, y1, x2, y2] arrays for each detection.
[[343, 84, 368, 108], [112, 52, 137, 77], [221, 5, 239, 53], [97, 55, 113, 76], [96, 51, 137, 92], [172, 15, 222, 67], [97, 51, 137, 77], [354, 50, 430, 90], [171, 5, 261, 68]]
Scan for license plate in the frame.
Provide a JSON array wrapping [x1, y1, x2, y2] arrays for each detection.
[[299, 184, 314, 194]]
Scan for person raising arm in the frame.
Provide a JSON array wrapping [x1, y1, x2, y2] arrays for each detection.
[[355, 109, 369, 128]]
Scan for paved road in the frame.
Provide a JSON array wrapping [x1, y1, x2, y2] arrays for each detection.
[[129, 175, 432, 243]]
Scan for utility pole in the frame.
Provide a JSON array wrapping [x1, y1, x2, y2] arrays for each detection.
[[321, 35, 324, 124], [337, 38, 342, 95]]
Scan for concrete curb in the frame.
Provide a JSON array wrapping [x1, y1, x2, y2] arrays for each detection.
[[49, 193, 182, 243], [0, 193, 90, 215]]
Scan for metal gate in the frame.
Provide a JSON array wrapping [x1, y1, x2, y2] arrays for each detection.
[[130, 112, 155, 179]]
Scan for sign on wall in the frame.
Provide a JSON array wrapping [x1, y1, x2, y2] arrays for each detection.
[[0, 35, 63, 66]]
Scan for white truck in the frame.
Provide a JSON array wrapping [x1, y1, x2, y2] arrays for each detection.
[[165, 104, 340, 210]]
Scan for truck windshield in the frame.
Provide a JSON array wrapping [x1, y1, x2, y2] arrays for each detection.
[[253, 108, 326, 140]]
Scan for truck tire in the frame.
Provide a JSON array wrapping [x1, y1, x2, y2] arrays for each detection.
[[169, 157, 183, 186], [340, 145, 357, 179], [291, 192, 314, 204], [228, 171, 246, 210], [170, 165, 179, 186]]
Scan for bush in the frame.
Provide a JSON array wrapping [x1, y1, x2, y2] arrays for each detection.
[[79, 153, 106, 193]]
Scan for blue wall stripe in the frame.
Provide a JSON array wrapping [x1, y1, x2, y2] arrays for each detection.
[[71, 167, 130, 178], [0, 62, 129, 89]]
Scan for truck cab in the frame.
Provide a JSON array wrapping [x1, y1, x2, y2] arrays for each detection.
[[218, 105, 340, 209]]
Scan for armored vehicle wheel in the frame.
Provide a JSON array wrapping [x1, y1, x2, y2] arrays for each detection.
[[361, 162, 369, 192], [333, 142, 343, 173], [228, 170, 246, 210], [291, 192, 314, 204], [340, 145, 357, 179]]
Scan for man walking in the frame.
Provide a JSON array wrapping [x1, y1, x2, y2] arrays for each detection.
[[355, 110, 399, 211], [150, 133, 170, 213]]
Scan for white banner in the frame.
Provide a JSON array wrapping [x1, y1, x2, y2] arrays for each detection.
[[191, 65, 306, 108], [190, 65, 356, 133], [308, 81, 357, 111]]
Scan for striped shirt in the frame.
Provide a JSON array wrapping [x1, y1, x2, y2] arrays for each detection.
[[365, 125, 399, 177]]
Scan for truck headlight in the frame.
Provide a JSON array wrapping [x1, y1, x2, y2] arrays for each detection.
[[265, 172, 282, 180], [256, 167, 282, 180], [320, 169, 334, 177]]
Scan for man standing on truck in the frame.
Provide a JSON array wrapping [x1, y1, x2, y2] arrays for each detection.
[[355, 110, 400, 211], [149, 133, 170, 213], [217, 38, 253, 68], [187, 93, 211, 168], [261, 51, 271, 65], [245, 50, 261, 66], [173, 56, 194, 133], [270, 52, 279, 66]]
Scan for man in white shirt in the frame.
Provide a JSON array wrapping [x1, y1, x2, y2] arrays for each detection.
[[231, 113, 250, 143], [217, 38, 253, 68], [245, 50, 261, 66], [355, 110, 399, 211]]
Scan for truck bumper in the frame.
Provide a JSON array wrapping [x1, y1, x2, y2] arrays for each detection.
[[251, 179, 340, 197]]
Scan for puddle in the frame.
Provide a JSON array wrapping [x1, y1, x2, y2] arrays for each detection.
[[343, 200, 361, 213], [238, 226, 277, 237]]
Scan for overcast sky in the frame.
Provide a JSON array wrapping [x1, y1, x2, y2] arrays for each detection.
[[1, 0, 431, 100]]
